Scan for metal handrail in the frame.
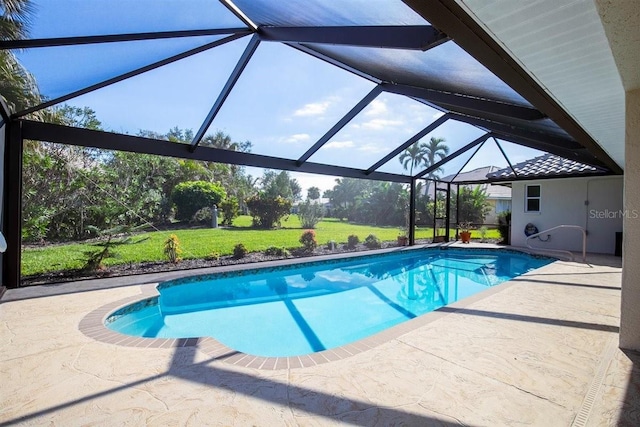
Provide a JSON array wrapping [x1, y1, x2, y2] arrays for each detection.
[[525, 225, 587, 262]]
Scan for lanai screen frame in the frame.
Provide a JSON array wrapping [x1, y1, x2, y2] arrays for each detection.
[[0, 0, 621, 288]]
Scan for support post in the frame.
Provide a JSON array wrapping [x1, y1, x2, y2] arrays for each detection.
[[456, 184, 460, 240], [432, 180, 437, 241], [409, 178, 416, 246], [445, 182, 451, 242], [3, 122, 22, 288], [621, 88, 640, 350]]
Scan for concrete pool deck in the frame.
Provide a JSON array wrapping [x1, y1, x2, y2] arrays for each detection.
[[0, 244, 637, 426]]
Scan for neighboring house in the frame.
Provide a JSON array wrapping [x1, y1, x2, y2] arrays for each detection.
[[445, 166, 512, 225], [487, 154, 623, 255], [423, 166, 512, 225]]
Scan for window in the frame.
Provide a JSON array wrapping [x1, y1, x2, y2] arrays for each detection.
[[525, 185, 541, 212], [496, 199, 511, 213]]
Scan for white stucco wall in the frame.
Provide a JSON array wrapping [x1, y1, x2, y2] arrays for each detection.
[[510, 175, 623, 254], [621, 88, 640, 350]]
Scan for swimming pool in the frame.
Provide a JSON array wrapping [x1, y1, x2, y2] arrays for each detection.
[[106, 248, 553, 357]]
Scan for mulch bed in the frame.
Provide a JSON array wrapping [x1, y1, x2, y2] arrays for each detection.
[[20, 241, 406, 287], [21, 238, 503, 286]]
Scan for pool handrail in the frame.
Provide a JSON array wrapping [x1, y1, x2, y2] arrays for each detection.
[[525, 224, 587, 262]]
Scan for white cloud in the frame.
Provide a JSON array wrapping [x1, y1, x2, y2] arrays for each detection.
[[358, 143, 389, 154], [293, 101, 331, 117], [361, 118, 403, 130], [432, 111, 446, 120], [324, 140, 355, 149], [365, 99, 388, 116], [283, 133, 310, 143]]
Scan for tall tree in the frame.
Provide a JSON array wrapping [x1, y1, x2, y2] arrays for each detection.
[[307, 186, 320, 200], [0, 0, 42, 115], [351, 182, 408, 226], [22, 106, 105, 241], [398, 143, 427, 176], [0, 0, 33, 40], [325, 178, 373, 220], [454, 185, 490, 225], [423, 137, 450, 179], [261, 170, 301, 202]]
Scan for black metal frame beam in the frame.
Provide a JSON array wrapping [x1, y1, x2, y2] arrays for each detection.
[[0, 97, 9, 123], [366, 114, 450, 174], [0, 28, 251, 50], [259, 26, 448, 51], [414, 133, 490, 179], [296, 85, 383, 166], [449, 140, 486, 182], [220, 0, 258, 31], [493, 137, 519, 178], [455, 183, 460, 239], [13, 33, 250, 119], [492, 131, 617, 170], [448, 113, 585, 151], [488, 130, 606, 168], [3, 121, 22, 288], [381, 82, 545, 121], [445, 182, 451, 242], [21, 120, 412, 184], [288, 43, 382, 84], [488, 171, 611, 184], [191, 34, 260, 149], [0, 99, 9, 134], [402, 0, 622, 174], [409, 179, 416, 245]]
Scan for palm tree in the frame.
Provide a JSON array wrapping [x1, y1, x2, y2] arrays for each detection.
[[1, 0, 33, 40], [423, 137, 450, 179], [0, 0, 41, 115], [398, 143, 427, 176], [0, 50, 40, 112]]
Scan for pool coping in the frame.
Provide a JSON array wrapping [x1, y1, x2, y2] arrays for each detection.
[[78, 245, 554, 370]]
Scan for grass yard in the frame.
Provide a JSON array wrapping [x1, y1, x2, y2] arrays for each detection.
[[21, 216, 501, 276]]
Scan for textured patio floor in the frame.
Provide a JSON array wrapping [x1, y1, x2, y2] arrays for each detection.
[[1, 245, 637, 426]]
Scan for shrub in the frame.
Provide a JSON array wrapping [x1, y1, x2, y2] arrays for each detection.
[[479, 226, 488, 242], [363, 234, 382, 249], [191, 207, 212, 225], [264, 246, 290, 257], [233, 243, 248, 259], [299, 230, 317, 252], [163, 234, 182, 263], [246, 193, 292, 229], [497, 211, 511, 244], [171, 181, 226, 222], [297, 200, 324, 229], [219, 196, 239, 226], [205, 251, 220, 261], [347, 234, 360, 249]]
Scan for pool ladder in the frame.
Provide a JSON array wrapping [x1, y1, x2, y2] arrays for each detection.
[[525, 224, 587, 262]]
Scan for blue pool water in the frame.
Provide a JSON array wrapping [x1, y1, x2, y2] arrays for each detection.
[[106, 248, 553, 357]]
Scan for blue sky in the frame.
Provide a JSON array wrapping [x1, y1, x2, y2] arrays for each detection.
[[16, 0, 543, 195]]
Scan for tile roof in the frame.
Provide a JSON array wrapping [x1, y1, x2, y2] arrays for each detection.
[[445, 166, 497, 183], [486, 154, 608, 181], [425, 166, 512, 199]]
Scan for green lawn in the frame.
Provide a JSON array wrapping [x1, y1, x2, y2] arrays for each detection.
[[21, 216, 500, 276]]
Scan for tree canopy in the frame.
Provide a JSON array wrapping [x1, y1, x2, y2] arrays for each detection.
[[171, 181, 226, 222], [399, 137, 449, 179]]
